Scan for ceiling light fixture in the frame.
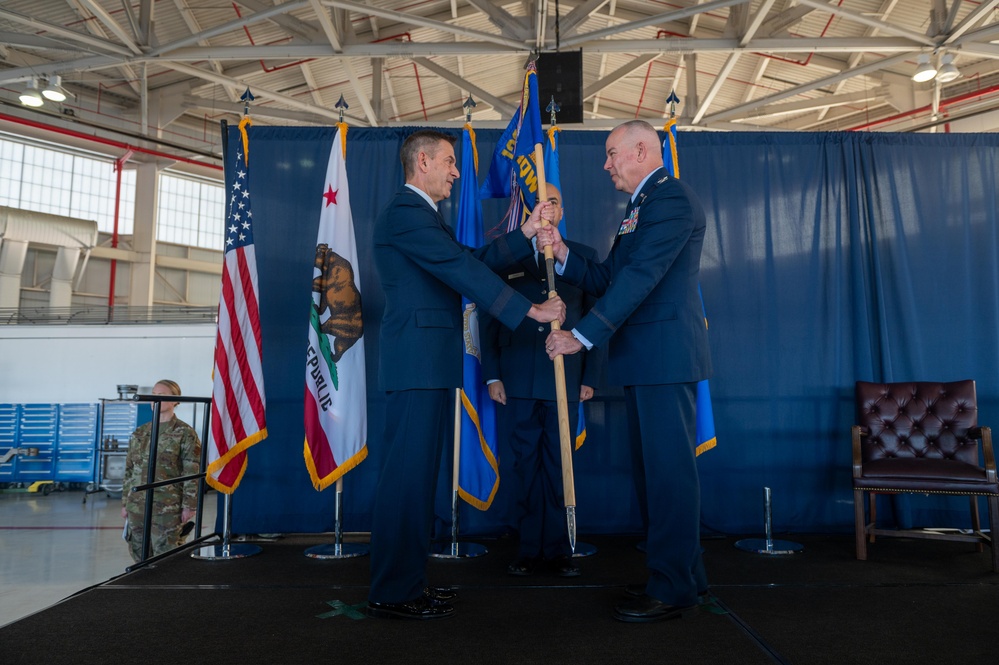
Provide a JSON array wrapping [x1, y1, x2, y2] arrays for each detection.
[[18, 79, 44, 107], [42, 75, 67, 102], [935, 54, 961, 84], [912, 54, 937, 83]]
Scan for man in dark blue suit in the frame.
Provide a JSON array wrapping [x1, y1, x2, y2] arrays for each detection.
[[367, 129, 566, 620], [541, 120, 712, 623], [480, 184, 602, 578]]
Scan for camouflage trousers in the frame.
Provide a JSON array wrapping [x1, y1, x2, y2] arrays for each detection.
[[125, 511, 184, 563]]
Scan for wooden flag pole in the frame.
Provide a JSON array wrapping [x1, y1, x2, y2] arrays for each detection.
[[533, 143, 577, 552]]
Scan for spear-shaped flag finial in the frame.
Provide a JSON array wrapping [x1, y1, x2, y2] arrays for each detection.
[[666, 90, 681, 119], [241, 87, 255, 116], [546, 96, 561, 127], [334, 94, 349, 124], [462, 95, 477, 122]]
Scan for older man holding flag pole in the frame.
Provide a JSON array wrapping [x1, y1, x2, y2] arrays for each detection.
[[540, 115, 713, 622]]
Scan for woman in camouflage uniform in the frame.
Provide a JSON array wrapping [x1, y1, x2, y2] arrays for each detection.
[[120, 380, 202, 562]]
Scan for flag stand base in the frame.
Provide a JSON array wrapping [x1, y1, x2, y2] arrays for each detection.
[[305, 484, 368, 559], [573, 541, 597, 558], [190, 493, 261, 559], [733, 537, 803, 555], [305, 542, 368, 559], [734, 486, 803, 556], [191, 543, 262, 560], [429, 541, 488, 558]]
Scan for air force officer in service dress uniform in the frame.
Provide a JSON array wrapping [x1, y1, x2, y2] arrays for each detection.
[[480, 184, 603, 578], [367, 129, 566, 620], [541, 120, 713, 623]]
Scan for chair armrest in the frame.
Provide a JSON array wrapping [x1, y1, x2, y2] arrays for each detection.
[[851, 425, 866, 479]]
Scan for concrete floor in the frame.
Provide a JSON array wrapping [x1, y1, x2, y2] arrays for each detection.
[[0, 488, 215, 627]]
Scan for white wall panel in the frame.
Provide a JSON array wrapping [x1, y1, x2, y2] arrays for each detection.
[[0, 324, 216, 404]]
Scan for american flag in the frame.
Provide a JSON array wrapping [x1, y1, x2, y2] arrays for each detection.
[[206, 119, 268, 494]]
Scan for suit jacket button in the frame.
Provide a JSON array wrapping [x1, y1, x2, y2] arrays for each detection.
[[541, 289, 547, 295], [538, 326, 544, 332]]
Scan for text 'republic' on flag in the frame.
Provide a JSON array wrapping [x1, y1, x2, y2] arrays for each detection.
[[304, 123, 368, 490]]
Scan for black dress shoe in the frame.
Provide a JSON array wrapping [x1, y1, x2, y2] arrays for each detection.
[[424, 585, 458, 602], [613, 594, 696, 623], [547, 555, 581, 577], [624, 583, 645, 597], [625, 584, 710, 604], [367, 595, 455, 620], [506, 557, 538, 576]]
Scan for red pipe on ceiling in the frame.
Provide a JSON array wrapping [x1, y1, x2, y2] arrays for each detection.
[[846, 81, 999, 131], [108, 150, 133, 309], [0, 111, 222, 170]]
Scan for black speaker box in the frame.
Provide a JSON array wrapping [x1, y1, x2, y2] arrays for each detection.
[[536, 51, 584, 124]]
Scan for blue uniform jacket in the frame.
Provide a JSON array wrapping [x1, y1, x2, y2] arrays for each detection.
[[562, 172, 712, 386], [373, 186, 536, 391], [481, 241, 603, 401]]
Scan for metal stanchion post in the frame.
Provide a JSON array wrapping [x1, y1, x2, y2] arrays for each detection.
[[735, 486, 803, 555], [430, 487, 488, 558], [191, 491, 261, 560], [306, 478, 368, 559], [430, 389, 488, 559]]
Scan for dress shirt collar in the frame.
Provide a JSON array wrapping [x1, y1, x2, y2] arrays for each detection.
[[405, 183, 438, 212], [630, 166, 665, 205]]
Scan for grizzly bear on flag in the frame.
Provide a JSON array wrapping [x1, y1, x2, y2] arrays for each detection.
[[312, 243, 363, 363]]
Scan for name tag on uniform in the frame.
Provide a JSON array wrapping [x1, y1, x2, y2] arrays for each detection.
[[507, 271, 525, 280], [617, 207, 639, 236]]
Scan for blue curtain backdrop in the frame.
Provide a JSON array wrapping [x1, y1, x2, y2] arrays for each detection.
[[223, 125, 999, 537]]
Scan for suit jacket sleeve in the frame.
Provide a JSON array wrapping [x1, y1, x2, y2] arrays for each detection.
[[479, 309, 502, 383], [560, 240, 604, 389], [579, 287, 605, 389], [471, 229, 535, 274], [388, 197, 533, 330]]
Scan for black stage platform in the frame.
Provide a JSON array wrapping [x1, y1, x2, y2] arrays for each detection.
[[3, 533, 996, 664]]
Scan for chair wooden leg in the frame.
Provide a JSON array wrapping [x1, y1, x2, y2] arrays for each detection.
[[869, 492, 877, 543], [970, 496, 983, 553], [854, 489, 867, 560], [988, 495, 999, 573]]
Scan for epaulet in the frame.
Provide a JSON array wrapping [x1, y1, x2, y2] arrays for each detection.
[[655, 174, 670, 185]]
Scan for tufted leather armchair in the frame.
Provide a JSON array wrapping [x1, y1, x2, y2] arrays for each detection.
[[852, 380, 998, 571]]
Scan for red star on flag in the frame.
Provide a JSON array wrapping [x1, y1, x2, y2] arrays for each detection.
[[323, 184, 338, 207]]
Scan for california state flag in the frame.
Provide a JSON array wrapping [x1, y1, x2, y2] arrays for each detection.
[[304, 123, 367, 490]]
